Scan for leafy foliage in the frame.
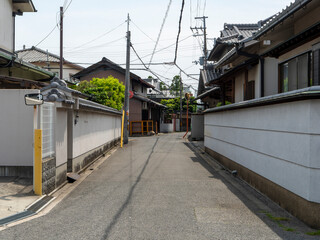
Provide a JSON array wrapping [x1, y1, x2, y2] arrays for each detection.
[[216, 100, 232, 107], [73, 76, 125, 110], [170, 75, 182, 96], [159, 81, 167, 91], [160, 97, 197, 113]]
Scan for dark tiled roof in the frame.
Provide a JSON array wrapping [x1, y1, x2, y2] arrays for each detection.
[[209, 18, 272, 62], [73, 57, 154, 88], [200, 68, 221, 85], [253, 0, 312, 39], [218, 23, 261, 44]]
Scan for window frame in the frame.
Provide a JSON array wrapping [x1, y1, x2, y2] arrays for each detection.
[[278, 51, 313, 93]]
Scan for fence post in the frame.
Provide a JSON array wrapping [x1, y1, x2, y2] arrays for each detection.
[[34, 129, 42, 195], [121, 110, 125, 148]]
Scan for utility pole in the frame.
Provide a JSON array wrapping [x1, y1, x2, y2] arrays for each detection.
[[191, 16, 208, 67], [123, 14, 131, 144], [59, 6, 63, 79], [179, 71, 182, 132]]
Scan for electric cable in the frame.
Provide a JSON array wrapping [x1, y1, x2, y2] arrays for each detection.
[[173, 0, 185, 64], [130, 43, 171, 87], [69, 21, 126, 51], [147, 0, 173, 68], [203, 0, 206, 16], [131, 35, 192, 63]]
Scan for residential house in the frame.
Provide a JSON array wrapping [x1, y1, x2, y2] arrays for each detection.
[[73, 57, 166, 133], [0, 0, 55, 178], [16, 46, 84, 84], [0, 0, 54, 89], [202, 0, 320, 228]]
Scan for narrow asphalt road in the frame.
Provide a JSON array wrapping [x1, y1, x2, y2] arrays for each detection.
[[0, 133, 317, 239]]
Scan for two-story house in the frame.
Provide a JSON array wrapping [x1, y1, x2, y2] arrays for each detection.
[[73, 57, 166, 133], [0, 0, 53, 88], [202, 0, 320, 228]]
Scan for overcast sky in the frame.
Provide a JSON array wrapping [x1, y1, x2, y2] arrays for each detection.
[[15, 0, 293, 91]]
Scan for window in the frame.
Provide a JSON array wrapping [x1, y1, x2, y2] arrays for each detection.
[[243, 80, 255, 100], [279, 52, 312, 92]]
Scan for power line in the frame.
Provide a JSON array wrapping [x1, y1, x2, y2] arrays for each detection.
[[69, 21, 126, 51], [131, 43, 172, 86], [203, 0, 207, 16], [148, 0, 173, 68], [174, 63, 198, 80], [65, 37, 125, 53], [64, 0, 73, 13], [19, 2, 75, 59], [173, 0, 185, 64], [131, 20, 155, 42], [131, 35, 193, 63]]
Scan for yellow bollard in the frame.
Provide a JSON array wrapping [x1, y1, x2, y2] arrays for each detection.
[[121, 110, 125, 148], [34, 129, 42, 195]]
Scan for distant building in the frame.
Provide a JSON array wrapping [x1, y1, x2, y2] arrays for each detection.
[[73, 57, 166, 132], [16, 46, 84, 84]]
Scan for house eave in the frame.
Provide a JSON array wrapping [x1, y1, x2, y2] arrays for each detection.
[[12, 0, 36, 13]]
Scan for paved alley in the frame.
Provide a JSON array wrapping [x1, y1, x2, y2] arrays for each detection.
[[0, 133, 316, 240]]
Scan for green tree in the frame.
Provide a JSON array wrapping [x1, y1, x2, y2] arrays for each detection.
[[160, 96, 197, 113], [159, 81, 167, 91], [170, 75, 182, 96], [73, 76, 125, 110]]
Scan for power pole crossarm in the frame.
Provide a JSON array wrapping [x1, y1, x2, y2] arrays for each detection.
[[192, 16, 208, 67]]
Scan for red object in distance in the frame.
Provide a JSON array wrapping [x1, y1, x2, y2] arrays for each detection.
[[129, 91, 134, 99]]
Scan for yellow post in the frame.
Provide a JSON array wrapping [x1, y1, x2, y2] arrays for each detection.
[[121, 110, 125, 148], [34, 129, 42, 195]]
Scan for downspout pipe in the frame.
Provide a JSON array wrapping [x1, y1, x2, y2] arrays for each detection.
[[260, 58, 264, 97]]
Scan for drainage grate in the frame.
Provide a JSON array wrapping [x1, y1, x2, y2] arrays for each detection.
[[0, 195, 54, 226]]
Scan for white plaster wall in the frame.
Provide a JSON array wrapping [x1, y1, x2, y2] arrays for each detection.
[[264, 57, 279, 96], [234, 72, 244, 102], [248, 64, 260, 98], [0, 0, 13, 52], [55, 109, 67, 167], [160, 123, 174, 133], [204, 99, 320, 203], [0, 89, 39, 166], [72, 111, 121, 158]]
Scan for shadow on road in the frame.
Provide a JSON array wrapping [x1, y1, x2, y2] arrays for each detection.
[[183, 141, 316, 240], [100, 137, 159, 240]]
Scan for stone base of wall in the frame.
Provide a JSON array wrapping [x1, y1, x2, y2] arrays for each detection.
[[68, 138, 120, 173], [0, 166, 33, 178], [56, 163, 67, 188], [42, 157, 56, 194], [205, 147, 320, 229]]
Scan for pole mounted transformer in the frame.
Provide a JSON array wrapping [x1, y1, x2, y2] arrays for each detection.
[[123, 14, 131, 144]]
